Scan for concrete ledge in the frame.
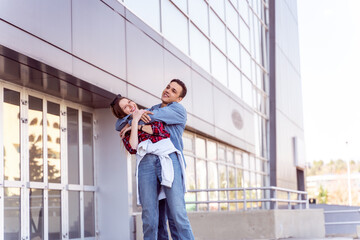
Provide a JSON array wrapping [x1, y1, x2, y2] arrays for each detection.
[[134, 209, 325, 240]]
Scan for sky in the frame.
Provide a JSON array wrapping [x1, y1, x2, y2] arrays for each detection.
[[297, 0, 360, 163]]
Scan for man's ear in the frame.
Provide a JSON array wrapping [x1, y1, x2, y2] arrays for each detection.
[[176, 97, 183, 102]]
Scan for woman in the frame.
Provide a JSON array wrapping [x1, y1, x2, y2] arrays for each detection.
[[111, 96, 185, 239]]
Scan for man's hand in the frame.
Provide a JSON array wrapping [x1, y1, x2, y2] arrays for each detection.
[[119, 123, 130, 138], [140, 110, 154, 123]]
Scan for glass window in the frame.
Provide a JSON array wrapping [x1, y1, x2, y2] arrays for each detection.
[[171, 0, 188, 14], [83, 112, 94, 186], [209, 0, 225, 20], [189, 0, 209, 35], [243, 170, 250, 187], [218, 164, 227, 210], [68, 191, 80, 239], [228, 62, 241, 98], [235, 151, 242, 166], [227, 30, 240, 67], [196, 159, 207, 211], [238, 0, 249, 23], [239, 18, 250, 51], [67, 108, 79, 185], [209, 10, 226, 53], [162, 0, 189, 54], [240, 47, 252, 78], [217, 145, 225, 162], [243, 152, 249, 170], [236, 168, 243, 187], [30, 189, 44, 240], [84, 192, 95, 237], [226, 148, 234, 163], [183, 132, 194, 152], [253, 18, 261, 63], [249, 155, 255, 171], [196, 159, 207, 189], [4, 188, 21, 239], [29, 96, 44, 182], [211, 45, 227, 87], [185, 156, 196, 190], [207, 140, 217, 161], [47, 102, 61, 183], [4, 89, 21, 181], [124, 0, 160, 31], [225, 1, 239, 37], [185, 156, 196, 211], [242, 76, 253, 106], [228, 167, 236, 210], [48, 190, 61, 240], [190, 24, 210, 72], [195, 137, 206, 159], [208, 161, 218, 211]]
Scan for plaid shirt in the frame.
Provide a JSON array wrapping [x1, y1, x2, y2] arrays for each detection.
[[122, 121, 170, 154]]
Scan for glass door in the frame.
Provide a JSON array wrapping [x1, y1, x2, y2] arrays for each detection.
[[0, 83, 96, 240]]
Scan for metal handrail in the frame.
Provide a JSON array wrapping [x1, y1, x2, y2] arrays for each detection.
[[185, 186, 309, 211]]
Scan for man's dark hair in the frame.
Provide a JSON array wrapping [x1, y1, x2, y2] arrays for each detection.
[[171, 79, 187, 98]]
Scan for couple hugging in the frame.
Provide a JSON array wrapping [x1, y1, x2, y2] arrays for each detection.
[[110, 79, 194, 240]]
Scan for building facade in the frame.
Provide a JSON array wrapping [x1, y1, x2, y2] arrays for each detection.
[[0, 0, 305, 239]]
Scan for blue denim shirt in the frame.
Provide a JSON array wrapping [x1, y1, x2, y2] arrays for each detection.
[[115, 102, 187, 154]]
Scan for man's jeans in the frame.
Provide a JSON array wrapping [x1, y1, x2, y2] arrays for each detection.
[[158, 199, 179, 240], [138, 153, 194, 240]]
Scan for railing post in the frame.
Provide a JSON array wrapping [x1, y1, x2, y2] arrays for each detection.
[[288, 191, 291, 209], [244, 187, 247, 210]]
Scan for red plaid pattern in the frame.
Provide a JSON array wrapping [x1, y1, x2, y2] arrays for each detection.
[[122, 121, 170, 154]]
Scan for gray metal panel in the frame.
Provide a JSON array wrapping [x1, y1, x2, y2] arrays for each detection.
[[0, 0, 72, 51], [94, 108, 131, 240], [0, 19, 73, 74], [126, 21, 165, 98], [191, 70, 214, 124], [72, 0, 126, 79]]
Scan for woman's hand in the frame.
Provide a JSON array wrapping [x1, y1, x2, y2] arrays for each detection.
[[120, 126, 132, 138]]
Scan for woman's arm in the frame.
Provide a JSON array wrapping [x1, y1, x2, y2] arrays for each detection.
[[128, 109, 146, 149]]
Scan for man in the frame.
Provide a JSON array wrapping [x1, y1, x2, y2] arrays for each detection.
[[116, 79, 194, 240]]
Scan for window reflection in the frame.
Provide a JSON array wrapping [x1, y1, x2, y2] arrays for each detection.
[[84, 192, 95, 237], [228, 62, 242, 97], [209, 0, 225, 20], [185, 156, 196, 211], [240, 19, 250, 51], [69, 191, 80, 239], [67, 108, 79, 185], [196, 159, 207, 210], [30, 189, 44, 240], [124, 0, 160, 31], [218, 164, 227, 210], [48, 102, 61, 183], [211, 45, 227, 87], [225, 1, 239, 37], [238, 0, 249, 23], [29, 96, 44, 182], [210, 10, 226, 53], [4, 89, 21, 181], [208, 161, 218, 211], [4, 188, 21, 240], [162, 0, 189, 54], [227, 30, 240, 67], [189, 0, 209, 35], [48, 190, 61, 240], [83, 112, 94, 186], [240, 47, 252, 78], [190, 24, 210, 72], [228, 167, 236, 210], [195, 137, 206, 159]]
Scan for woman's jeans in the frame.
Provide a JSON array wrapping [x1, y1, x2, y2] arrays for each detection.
[[138, 153, 194, 240]]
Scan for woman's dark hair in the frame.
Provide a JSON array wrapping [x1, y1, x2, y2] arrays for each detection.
[[110, 96, 128, 119], [171, 79, 187, 98]]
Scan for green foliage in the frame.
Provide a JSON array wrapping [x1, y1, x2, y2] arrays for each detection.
[[317, 185, 328, 204]]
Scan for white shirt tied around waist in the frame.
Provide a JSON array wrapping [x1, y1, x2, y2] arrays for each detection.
[[135, 138, 187, 205]]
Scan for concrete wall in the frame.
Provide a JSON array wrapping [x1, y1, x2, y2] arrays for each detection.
[[134, 209, 325, 239]]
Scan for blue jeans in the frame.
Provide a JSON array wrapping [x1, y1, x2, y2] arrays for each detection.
[[138, 153, 194, 240], [158, 199, 180, 240]]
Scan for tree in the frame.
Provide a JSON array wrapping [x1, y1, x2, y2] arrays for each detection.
[[317, 185, 328, 204]]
